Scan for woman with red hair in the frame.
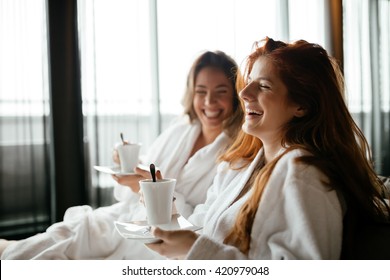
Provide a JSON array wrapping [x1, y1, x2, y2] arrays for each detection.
[[147, 37, 390, 259]]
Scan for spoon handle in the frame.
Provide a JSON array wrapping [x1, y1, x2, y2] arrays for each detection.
[[120, 132, 125, 144], [150, 164, 156, 182]]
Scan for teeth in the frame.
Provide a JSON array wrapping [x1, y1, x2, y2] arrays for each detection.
[[204, 110, 221, 118], [246, 108, 263, 115]]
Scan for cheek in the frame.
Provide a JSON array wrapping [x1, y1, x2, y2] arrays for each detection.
[[220, 96, 234, 110], [256, 95, 266, 107], [192, 96, 203, 109]]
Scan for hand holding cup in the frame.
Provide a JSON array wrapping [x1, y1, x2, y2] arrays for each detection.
[[114, 133, 141, 173]]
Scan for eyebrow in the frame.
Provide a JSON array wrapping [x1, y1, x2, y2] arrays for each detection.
[[195, 84, 230, 88], [249, 76, 273, 84]]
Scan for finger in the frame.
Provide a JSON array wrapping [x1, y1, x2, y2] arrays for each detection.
[[134, 167, 151, 178], [111, 175, 119, 182], [156, 170, 163, 180], [145, 241, 163, 253], [112, 150, 120, 164], [151, 227, 170, 240]]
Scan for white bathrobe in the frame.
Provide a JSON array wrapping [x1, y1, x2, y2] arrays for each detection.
[[187, 148, 343, 260], [1, 116, 231, 260]]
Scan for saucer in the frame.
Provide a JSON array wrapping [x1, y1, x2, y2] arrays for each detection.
[[114, 214, 202, 244], [93, 165, 135, 176]]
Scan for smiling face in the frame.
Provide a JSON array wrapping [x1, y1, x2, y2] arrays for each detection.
[[239, 56, 303, 145], [193, 67, 234, 134]]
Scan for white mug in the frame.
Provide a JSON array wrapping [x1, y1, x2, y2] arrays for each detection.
[[139, 178, 176, 225], [116, 143, 141, 173]]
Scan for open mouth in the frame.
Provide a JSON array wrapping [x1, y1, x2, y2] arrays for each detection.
[[246, 109, 264, 116], [203, 109, 223, 119]]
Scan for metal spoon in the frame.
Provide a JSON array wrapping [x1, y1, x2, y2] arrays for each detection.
[[150, 163, 156, 182], [120, 132, 126, 145]]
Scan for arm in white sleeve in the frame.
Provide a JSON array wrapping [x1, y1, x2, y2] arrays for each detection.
[[186, 235, 248, 260]]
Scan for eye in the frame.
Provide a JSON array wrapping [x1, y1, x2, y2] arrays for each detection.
[[259, 84, 270, 90], [195, 90, 207, 95], [216, 90, 228, 95]]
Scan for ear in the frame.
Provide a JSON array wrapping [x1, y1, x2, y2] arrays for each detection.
[[293, 106, 307, 118]]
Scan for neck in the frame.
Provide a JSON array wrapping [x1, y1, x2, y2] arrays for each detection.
[[201, 126, 222, 145], [188, 127, 222, 158], [262, 141, 283, 164]]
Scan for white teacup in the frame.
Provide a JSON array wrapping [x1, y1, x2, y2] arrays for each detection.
[[116, 143, 141, 173], [139, 178, 176, 225]]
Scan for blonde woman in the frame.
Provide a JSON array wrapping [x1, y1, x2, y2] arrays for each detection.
[[1, 51, 243, 259]]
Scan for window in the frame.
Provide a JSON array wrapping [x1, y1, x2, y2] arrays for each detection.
[[343, 0, 390, 174], [0, 0, 51, 238]]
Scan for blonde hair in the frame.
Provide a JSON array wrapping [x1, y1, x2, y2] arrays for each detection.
[[181, 51, 244, 138]]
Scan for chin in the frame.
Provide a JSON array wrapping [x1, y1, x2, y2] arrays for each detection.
[[202, 118, 223, 126], [242, 125, 259, 137], [203, 123, 223, 132]]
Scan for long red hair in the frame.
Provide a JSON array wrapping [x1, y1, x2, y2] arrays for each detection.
[[221, 37, 390, 255]]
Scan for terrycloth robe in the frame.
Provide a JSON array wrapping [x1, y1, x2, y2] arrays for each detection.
[[187, 148, 343, 259], [1, 116, 230, 259]]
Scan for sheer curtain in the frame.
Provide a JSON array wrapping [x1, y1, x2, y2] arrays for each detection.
[[157, 0, 330, 116], [0, 0, 52, 238], [0, 0, 88, 239], [77, 0, 155, 206], [343, 0, 390, 175]]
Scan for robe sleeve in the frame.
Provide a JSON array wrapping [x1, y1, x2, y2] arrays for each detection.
[[186, 235, 248, 260]]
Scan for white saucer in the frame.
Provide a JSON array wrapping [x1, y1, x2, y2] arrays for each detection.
[[114, 214, 202, 244], [93, 165, 135, 176]]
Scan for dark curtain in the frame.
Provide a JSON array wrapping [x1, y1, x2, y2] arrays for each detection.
[[47, 0, 88, 222]]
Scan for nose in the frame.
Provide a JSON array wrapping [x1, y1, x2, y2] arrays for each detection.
[[239, 83, 254, 101], [205, 92, 216, 105]]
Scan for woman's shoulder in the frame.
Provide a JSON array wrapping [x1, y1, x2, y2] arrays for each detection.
[[277, 147, 312, 166], [282, 146, 311, 157], [275, 147, 328, 184], [171, 114, 199, 127], [160, 115, 198, 135]]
